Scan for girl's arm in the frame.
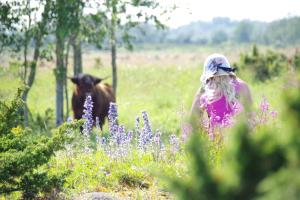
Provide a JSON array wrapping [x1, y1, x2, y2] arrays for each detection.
[[190, 87, 205, 123], [237, 78, 253, 108], [190, 88, 203, 114]]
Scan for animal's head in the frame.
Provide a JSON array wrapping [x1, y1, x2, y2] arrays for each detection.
[[70, 74, 102, 95]]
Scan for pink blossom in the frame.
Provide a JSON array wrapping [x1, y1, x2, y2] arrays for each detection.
[[260, 96, 270, 113], [270, 110, 278, 119]]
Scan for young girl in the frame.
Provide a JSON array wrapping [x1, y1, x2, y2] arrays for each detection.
[[190, 54, 252, 133]]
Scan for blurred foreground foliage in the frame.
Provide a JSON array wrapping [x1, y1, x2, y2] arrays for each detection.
[[167, 76, 300, 199], [0, 88, 81, 199]]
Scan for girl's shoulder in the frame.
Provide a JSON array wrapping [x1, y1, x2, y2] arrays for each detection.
[[234, 77, 253, 104], [233, 78, 250, 92]]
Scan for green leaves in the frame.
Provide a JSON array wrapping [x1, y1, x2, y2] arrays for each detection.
[[0, 88, 81, 198]]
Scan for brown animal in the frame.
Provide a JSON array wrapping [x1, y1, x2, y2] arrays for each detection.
[[70, 74, 115, 129]]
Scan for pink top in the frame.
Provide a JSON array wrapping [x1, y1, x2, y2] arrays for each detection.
[[200, 79, 243, 128]]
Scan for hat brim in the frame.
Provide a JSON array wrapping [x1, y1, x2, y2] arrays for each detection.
[[203, 69, 236, 82]]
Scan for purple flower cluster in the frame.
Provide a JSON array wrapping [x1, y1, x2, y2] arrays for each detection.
[[137, 111, 154, 150], [96, 103, 181, 160], [108, 102, 118, 134], [82, 95, 94, 136], [193, 96, 279, 140], [101, 102, 134, 159], [248, 96, 278, 128], [151, 129, 165, 161], [169, 134, 180, 155]]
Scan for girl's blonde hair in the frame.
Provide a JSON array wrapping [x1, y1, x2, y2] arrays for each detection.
[[203, 75, 237, 105]]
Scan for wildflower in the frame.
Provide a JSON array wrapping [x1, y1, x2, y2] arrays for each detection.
[[142, 111, 153, 137], [82, 95, 94, 136], [138, 111, 154, 151], [232, 101, 243, 114], [270, 110, 278, 119], [108, 102, 118, 134], [108, 102, 118, 121], [135, 116, 140, 134], [126, 132, 133, 144], [222, 113, 233, 128], [11, 126, 23, 136], [153, 129, 163, 147], [260, 96, 270, 113], [115, 124, 126, 145], [169, 134, 180, 155], [152, 129, 164, 161], [181, 123, 192, 142]]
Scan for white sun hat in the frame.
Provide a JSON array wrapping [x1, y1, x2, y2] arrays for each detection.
[[200, 53, 236, 83]]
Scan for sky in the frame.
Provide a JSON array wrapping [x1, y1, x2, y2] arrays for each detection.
[[162, 0, 300, 28]]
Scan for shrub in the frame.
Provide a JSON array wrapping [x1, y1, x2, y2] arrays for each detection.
[[238, 45, 288, 82], [0, 88, 81, 199]]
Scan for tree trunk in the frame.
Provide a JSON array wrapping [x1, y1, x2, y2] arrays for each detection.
[[111, 5, 117, 97], [56, 32, 65, 126], [22, 38, 40, 126], [72, 34, 82, 75], [55, 0, 68, 126], [64, 39, 70, 120], [72, 0, 82, 76], [21, 0, 50, 126], [111, 36, 117, 96]]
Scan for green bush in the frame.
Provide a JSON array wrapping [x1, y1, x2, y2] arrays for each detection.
[[0, 88, 81, 199], [238, 45, 288, 82], [167, 78, 300, 199], [292, 49, 300, 70], [29, 108, 56, 133]]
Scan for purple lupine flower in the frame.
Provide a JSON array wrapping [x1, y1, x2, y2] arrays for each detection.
[[138, 128, 148, 149], [142, 111, 152, 137], [108, 102, 118, 134], [126, 130, 133, 144], [135, 116, 140, 136], [115, 124, 126, 145], [108, 102, 118, 121], [151, 129, 165, 161], [82, 95, 94, 135], [135, 116, 140, 130], [153, 129, 162, 147], [137, 111, 154, 151], [169, 134, 180, 155]]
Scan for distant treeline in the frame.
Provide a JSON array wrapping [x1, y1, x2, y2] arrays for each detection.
[[127, 17, 300, 47]]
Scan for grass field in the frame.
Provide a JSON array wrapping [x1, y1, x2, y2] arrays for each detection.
[[0, 46, 288, 133], [0, 45, 294, 199]]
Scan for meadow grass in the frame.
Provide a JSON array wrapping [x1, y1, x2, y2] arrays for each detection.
[[0, 46, 290, 199], [52, 147, 188, 199], [0, 47, 286, 133]]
